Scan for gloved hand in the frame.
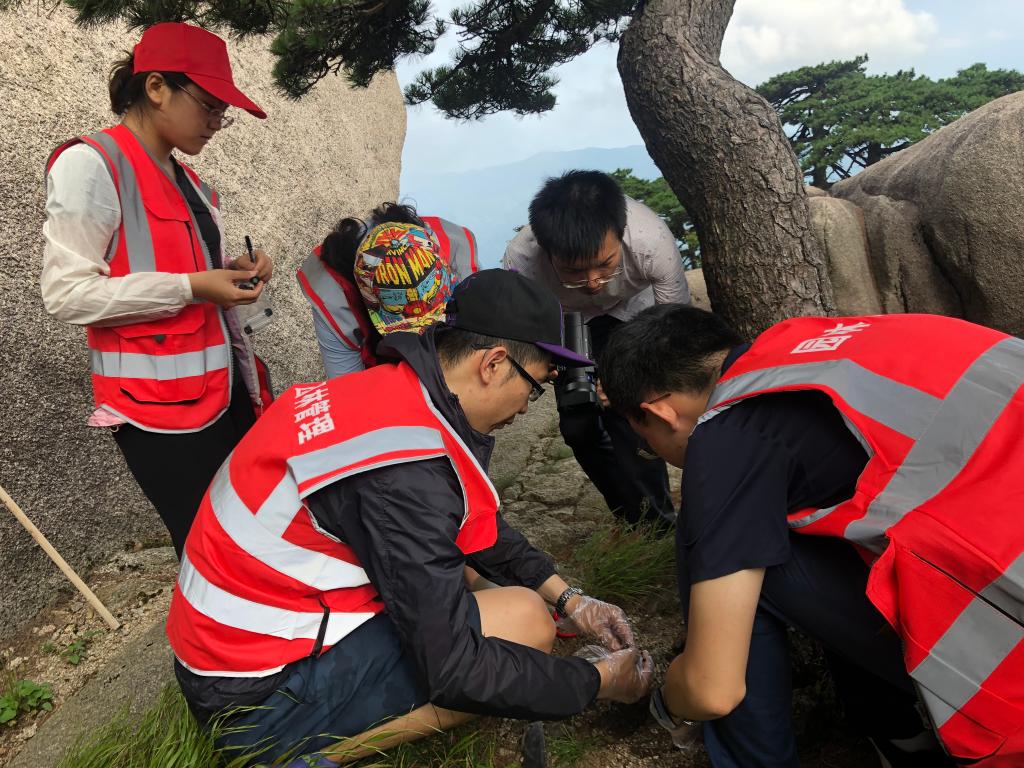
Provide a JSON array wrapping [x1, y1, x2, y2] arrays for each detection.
[[649, 686, 703, 752], [577, 644, 654, 704], [565, 594, 635, 650]]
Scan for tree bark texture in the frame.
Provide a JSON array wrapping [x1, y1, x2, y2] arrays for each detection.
[[618, 0, 835, 338]]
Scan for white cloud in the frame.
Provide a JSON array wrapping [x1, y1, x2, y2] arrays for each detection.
[[722, 0, 939, 85]]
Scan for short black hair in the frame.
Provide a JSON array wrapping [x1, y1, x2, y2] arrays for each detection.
[[597, 304, 744, 422], [435, 326, 549, 373], [528, 170, 627, 267], [321, 202, 423, 281]]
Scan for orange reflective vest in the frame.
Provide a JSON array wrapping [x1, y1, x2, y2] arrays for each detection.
[[47, 125, 268, 432], [297, 216, 478, 368], [702, 314, 1024, 765], [166, 361, 500, 676]]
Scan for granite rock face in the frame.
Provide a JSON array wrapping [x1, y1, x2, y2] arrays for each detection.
[[807, 196, 883, 316], [831, 91, 1024, 333], [0, 5, 404, 641]]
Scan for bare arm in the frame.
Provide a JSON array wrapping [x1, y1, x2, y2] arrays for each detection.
[[663, 568, 764, 720]]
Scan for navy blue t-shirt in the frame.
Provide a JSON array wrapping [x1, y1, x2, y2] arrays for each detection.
[[679, 345, 869, 585]]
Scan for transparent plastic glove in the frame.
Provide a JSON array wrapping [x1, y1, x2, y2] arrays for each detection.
[[649, 686, 703, 752], [576, 644, 654, 704], [565, 595, 635, 650]]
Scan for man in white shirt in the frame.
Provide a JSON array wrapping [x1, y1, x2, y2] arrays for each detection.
[[503, 170, 690, 528]]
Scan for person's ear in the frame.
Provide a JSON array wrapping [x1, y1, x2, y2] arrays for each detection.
[[144, 73, 170, 109], [477, 346, 508, 386], [639, 396, 682, 430]]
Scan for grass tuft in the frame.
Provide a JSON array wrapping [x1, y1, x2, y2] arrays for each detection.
[[570, 520, 677, 607]]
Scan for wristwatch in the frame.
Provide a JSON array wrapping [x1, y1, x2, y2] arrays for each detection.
[[650, 686, 699, 729], [555, 585, 584, 616]]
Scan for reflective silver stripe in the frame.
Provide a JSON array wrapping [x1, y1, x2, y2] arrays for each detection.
[[910, 594, 1024, 727], [90, 343, 229, 380], [980, 552, 1024, 625], [845, 338, 1024, 552], [208, 467, 369, 590], [298, 253, 361, 349], [436, 218, 476, 278], [788, 504, 839, 529], [177, 553, 375, 645], [87, 131, 156, 273], [289, 425, 447, 496], [705, 359, 942, 440], [197, 179, 217, 208], [255, 470, 303, 537]]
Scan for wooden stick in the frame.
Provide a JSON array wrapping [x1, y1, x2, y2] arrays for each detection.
[[0, 483, 120, 630]]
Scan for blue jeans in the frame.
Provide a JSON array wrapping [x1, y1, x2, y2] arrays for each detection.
[[691, 535, 927, 767], [213, 602, 481, 767]]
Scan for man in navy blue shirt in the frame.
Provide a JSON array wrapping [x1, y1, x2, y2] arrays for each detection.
[[598, 305, 953, 768]]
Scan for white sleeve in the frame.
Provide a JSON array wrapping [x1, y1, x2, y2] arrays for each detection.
[[632, 203, 691, 306], [41, 143, 193, 327], [313, 310, 366, 379]]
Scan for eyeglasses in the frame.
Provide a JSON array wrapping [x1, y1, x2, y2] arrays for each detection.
[[173, 84, 234, 128], [558, 266, 624, 290], [507, 355, 546, 402]]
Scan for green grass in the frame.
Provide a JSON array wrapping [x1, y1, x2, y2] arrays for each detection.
[[570, 520, 677, 607], [57, 685, 593, 768]]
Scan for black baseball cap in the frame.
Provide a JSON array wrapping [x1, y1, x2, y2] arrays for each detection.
[[444, 269, 594, 367]]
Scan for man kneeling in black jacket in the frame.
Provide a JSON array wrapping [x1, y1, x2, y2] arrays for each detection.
[[167, 269, 654, 766]]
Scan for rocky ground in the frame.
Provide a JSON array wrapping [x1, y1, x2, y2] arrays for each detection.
[[1, 394, 877, 767]]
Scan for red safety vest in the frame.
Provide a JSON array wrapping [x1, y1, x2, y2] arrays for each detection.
[[702, 314, 1024, 766], [166, 361, 500, 676], [297, 216, 478, 368], [47, 125, 268, 432]]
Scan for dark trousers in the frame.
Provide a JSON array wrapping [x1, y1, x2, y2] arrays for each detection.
[[558, 314, 675, 527], [111, 375, 256, 558], [690, 535, 949, 767]]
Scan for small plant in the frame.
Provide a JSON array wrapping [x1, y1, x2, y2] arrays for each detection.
[[0, 674, 54, 725], [570, 520, 677, 607], [62, 631, 101, 666], [40, 642, 57, 656]]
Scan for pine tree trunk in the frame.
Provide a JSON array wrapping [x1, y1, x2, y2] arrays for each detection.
[[617, 0, 835, 338]]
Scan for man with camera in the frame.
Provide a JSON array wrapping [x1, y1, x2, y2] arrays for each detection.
[[503, 170, 689, 528]]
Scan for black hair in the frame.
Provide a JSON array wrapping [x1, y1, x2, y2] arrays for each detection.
[[320, 202, 423, 281], [597, 304, 745, 422], [434, 326, 549, 375], [528, 170, 627, 267], [108, 53, 191, 116]]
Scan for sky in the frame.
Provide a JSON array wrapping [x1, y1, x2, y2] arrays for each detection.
[[396, 0, 1024, 177]]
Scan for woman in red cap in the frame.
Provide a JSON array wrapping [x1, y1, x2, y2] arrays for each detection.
[[41, 22, 274, 558]]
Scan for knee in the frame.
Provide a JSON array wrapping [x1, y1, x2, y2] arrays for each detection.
[[520, 589, 561, 655], [496, 587, 556, 653]]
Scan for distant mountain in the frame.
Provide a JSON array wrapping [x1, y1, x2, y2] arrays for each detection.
[[400, 146, 662, 268]]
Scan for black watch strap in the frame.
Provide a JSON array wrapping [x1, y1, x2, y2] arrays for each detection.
[[555, 585, 583, 616]]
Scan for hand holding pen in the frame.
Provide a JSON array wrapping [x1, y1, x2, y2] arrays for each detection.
[[235, 235, 274, 288]]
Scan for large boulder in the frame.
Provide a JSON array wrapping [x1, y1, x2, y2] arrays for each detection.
[[807, 196, 883, 316], [831, 91, 1024, 334], [0, 5, 405, 641]]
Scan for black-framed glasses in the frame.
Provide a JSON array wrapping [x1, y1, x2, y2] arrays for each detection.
[[507, 355, 546, 402], [173, 84, 235, 128]]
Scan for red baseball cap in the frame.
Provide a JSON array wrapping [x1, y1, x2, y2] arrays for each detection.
[[133, 22, 266, 119]]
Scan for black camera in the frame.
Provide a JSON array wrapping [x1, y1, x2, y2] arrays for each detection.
[[554, 312, 600, 412]]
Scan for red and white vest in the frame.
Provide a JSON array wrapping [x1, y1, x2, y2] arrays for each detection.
[[47, 125, 267, 432], [701, 314, 1024, 766], [166, 361, 500, 676], [296, 216, 478, 368]]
